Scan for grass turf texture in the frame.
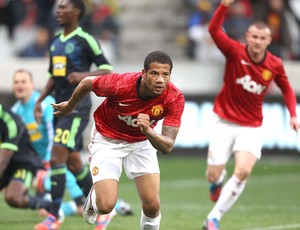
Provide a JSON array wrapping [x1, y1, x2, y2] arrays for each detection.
[[0, 155, 299, 230]]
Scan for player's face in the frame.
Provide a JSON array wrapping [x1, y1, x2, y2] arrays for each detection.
[[141, 62, 171, 97], [246, 25, 272, 55], [12, 72, 34, 103], [56, 0, 75, 27]]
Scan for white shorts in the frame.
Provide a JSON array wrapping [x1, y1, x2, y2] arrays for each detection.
[[88, 124, 160, 183], [208, 115, 263, 165]]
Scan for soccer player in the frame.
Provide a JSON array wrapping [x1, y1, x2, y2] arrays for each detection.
[[0, 104, 51, 211], [11, 68, 85, 220], [33, 0, 113, 229], [51, 50, 185, 230], [202, 0, 300, 229]]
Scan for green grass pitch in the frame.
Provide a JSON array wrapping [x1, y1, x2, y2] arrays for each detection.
[[0, 154, 300, 230]]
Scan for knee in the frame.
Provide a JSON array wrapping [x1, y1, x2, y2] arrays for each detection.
[[95, 197, 115, 214], [142, 197, 160, 217], [50, 155, 62, 166], [235, 167, 251, 181], [5, 194, 22, 208]]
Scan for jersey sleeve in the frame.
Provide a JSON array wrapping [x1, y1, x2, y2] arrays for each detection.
[[0, 110, 21, 152], [85, 34, 113, 71], [92, 73, 131, 98], [208, 4, 238, 57], [162, 93, 185, 128], [274, 61, 297, 117]]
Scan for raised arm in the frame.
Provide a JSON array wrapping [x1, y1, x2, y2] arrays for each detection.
[[52, 76, 95, 117], [208, 0, 237, 55], [208, 0, 235, 34]]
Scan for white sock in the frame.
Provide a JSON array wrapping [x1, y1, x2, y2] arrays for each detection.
[[90, 188, 100, 215], [208, 175, 246, 220], [140, 210, 161, 230]]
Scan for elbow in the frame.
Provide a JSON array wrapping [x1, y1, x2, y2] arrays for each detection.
[[208, 24, 219, 37], [160, 144, 174, 155], [208, 24, 214, 34], [80, 77, 93, 92], [208, 28, 216, 37]]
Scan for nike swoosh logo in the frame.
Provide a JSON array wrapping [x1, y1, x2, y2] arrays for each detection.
[[241, 59, 251, 66], [119, 103, 131, 106]]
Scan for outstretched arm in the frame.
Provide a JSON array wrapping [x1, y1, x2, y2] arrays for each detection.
[[51, 76, 95, 117]]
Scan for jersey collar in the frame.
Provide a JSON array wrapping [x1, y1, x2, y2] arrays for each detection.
[[59, 27, 82, 42]]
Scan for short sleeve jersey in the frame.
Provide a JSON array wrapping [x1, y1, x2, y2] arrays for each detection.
[[208, 4, 297, 127], [92, 72, 185, 142], [49, 27, 112, 116], [12, 91, 55, 162], [0, 105, 43, 171]]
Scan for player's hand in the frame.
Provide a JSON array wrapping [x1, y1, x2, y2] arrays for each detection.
[[290, 116, 300, 133], [51, 101, 73, 117], [34, 102, 42, 124], [68, 72, 84, 84], [221, 0, 235, 7], [137, 113, 151, 134]]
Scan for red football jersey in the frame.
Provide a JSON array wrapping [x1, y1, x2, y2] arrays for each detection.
[[209, 4, 297, 127], [91, 72, 185, 142]]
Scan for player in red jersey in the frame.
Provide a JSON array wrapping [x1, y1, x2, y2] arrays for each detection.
[[202, 1, 300, 230], [51, 50, 185, 230]]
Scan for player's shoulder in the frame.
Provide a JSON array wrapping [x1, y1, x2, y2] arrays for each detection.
[[51, 31, 62, 42], [76, 27, 97, 42], [263, 51, 285, 73], [75, 27, 102, 52], [168, 81, 183, 94], [112, 72, 140, 82], [166, 82, 185, 101], [266, 51, 283, 65]]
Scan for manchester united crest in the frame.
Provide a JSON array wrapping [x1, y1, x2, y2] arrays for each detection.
[[151, 105, 164, 116], [262, 69, 272, 81], [92, 166, 99, 176]]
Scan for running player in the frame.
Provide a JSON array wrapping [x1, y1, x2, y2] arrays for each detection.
[[202, 0, 300, 229], [52, 50, 185, 230]]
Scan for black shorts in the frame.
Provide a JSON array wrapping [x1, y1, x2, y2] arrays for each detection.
[[0, 167, 34, 191], [53, 113, 89, 151]]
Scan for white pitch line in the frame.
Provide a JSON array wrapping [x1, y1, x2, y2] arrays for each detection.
[[242, 224, 300, 230]]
